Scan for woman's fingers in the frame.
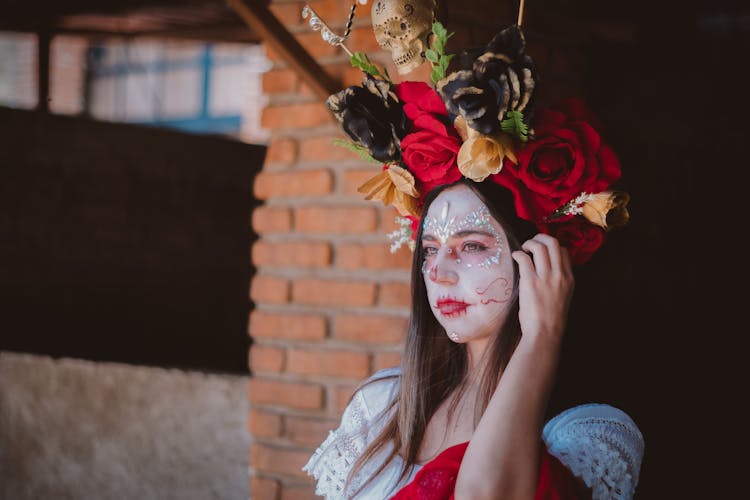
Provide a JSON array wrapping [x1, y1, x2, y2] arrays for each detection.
[[521, 234, 573, 278], [515, 234, 575, 347], [535, 234, 564, 276], [512, 250, 534, 279], [560, 245, 574, 283], [521, 238, 550, 277]]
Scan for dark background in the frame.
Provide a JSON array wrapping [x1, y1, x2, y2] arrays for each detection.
[[530, 1, 746, 498], [0, 109, 264, 374]]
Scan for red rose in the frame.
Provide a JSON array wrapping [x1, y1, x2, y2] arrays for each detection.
[[397, 81, 462, 195], [538, 217, 605, 265], [401, 128, 462, 195], [396, 81, 448, 121], [493, 98, 621, 222]]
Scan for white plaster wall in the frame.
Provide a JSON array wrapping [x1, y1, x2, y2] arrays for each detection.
[[0, 351, 250, 500]]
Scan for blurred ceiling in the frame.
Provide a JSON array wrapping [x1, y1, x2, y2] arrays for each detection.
[[1, 0, 743, 44], [0, 0, 264, 42], [0, 0, 343, 98], [1, 0, 745, 100]]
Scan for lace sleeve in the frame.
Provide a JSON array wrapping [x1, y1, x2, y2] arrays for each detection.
[[302, 368, 400, 499], [542, 403, 645, 500]]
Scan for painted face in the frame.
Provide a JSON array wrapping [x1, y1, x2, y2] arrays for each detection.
[[421, 185, 514, 343]]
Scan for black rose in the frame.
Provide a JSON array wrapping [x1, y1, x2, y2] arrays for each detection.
[[437, 70, 499, 135], [326, 76, 407, 163], [437, 25, 537, 135]]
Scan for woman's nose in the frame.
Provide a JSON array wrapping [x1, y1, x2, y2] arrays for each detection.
[[428, 247, 459, 284]]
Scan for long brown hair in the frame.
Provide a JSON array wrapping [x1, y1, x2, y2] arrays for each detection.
[[344, 179, 536, 497]]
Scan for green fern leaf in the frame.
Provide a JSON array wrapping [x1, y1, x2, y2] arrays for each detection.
[[428, 21, 455, 84], [332, 139, 381, 163], [500, 111, 529, 142], [350, 52, 391, 83]]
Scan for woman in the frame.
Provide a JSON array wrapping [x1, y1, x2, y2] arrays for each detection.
[[302, 11, 643, 498], [303, 180, 644, 499]]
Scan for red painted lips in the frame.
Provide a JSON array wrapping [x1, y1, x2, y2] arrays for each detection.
[[435, 298, 471, 317]]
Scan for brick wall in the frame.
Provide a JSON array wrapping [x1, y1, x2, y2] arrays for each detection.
[[246, 1, 582, 497], [248, 1, 412, 497]]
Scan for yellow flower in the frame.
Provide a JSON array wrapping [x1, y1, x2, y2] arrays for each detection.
[[357, 165, 421, 217], [457, 131, 517, 182], [453, 115, 470, 141], [581, 191, 631, 230]]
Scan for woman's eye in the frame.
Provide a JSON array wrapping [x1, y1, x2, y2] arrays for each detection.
[[462, 242, 488, 253], [423, 246, 438, 257]]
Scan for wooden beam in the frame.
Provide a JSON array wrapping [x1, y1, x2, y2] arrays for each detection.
[[225, 0, 340, 99], [36, 29, 51, 113]]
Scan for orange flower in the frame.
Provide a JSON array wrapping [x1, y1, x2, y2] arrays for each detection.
[[581, 191, 630, 230], [457, 132, 517, 182], [357, 165, 421, 217]]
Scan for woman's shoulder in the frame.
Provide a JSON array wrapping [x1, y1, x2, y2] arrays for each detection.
[[542, 403, 644, 500], [363, 365, 401, 383], [359, 366, 401, 391], [302, 367, 402, 498], [352, 366, 401, 419]]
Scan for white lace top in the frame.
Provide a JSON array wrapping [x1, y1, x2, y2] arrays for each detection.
[[303, 367, 644, 500]]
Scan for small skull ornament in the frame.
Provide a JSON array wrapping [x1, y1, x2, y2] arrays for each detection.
[[372, 0, 435, 74]]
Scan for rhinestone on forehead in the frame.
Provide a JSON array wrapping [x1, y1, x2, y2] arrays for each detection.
[[423, 201, 456, 245], [422, 204, 502, 268]]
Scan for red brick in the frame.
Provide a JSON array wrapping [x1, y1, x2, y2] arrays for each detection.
[[295, 30, 341, 58], [292, 279, 376, 307], [287, 348, 370, 378], [249, 311, 327, 341], [250, 344, 286, 373], [255, 169, 333, 199], [265, 19, 342, 61], [263, 44, 284, 64], [262, 68, 298, 94], [307, 0, 371, 26], [253, 206, 292, 233], [249, 408, 283, 438], [251, 476, 279, 500], [261, 102, 334, 130], [333, 384, 359, 413], [379, 281, 412, 308], [299, 62, 364, 96], [346, 25, 384, 53], [285, 416, 338, 446], [268, 2, 304, 26], [249, 378, 324, 410], [280, 482, 317, 500], [333, 314, 407, 343], [250, 275, 289, 304], [298, 135, 354, 163], [264, 136, 298, 165], [329, 62, 369, 88], [252, 240, 331, 268], [250, 442, 311, 478], [336, 243, 411, 270], [295, 206, 377, 234], [373, 350, 402, 371]]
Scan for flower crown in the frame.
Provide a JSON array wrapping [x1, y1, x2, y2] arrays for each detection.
[[320, 20, 629, 265]]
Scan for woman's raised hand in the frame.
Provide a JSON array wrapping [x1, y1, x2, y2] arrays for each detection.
[[511, 233, 575, 349]]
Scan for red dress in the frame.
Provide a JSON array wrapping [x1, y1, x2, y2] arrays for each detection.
[[389, 441, 586, 500]]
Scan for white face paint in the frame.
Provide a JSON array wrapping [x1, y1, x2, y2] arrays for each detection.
[[421, 185, 515, 343]]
